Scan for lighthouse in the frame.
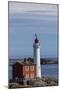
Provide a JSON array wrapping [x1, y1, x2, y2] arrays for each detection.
[[33, 34, 41, 78]]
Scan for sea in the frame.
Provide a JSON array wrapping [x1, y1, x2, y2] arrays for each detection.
[[9, 63, 58, 80]]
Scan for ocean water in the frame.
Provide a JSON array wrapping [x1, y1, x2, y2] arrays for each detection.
[[9, 64, 58, 80], [41, 64, 58, 79]]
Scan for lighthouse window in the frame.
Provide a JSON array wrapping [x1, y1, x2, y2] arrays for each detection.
[[30, 73, 34, 78], [25, 66, 29, 71], [30, 66, 34, 71]]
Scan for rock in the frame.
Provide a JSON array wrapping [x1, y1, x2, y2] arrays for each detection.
[[9, 77, 58, 88]]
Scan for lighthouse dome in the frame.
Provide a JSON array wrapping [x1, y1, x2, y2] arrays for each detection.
[[34, 33, 39, 44], [35, 38, 39, 43]]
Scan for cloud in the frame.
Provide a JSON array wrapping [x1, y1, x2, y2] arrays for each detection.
[[9, 2, 58, 34], [9, 2, 58, 16]]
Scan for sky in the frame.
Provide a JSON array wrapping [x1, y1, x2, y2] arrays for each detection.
[[8, 2, 58, 58]]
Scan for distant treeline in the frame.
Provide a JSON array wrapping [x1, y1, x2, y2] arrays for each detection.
[[9, 57, 58, 65], [26, 57, 58, 64], [40, 58, 58, 64]]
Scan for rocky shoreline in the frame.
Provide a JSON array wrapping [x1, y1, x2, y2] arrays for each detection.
[[9, 77, 58, 88]]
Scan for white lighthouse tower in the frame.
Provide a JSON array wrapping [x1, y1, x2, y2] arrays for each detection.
[[33, 34, 41, 78]]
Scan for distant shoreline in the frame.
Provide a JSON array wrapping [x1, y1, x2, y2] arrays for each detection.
[[41, 58, 58, 65], [9, 57, 58, 65]]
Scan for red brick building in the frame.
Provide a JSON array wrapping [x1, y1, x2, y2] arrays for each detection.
[[12, 60, 36, 80]]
